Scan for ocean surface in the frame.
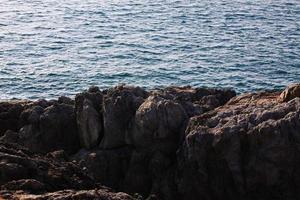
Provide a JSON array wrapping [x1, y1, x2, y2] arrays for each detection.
[[0, 0, 299, 99]]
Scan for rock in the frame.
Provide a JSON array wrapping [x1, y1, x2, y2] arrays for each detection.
[[128, 95, 188, 153], [124, 95, 187, 197], [58, 96, 74, 105], [152, 86, 236, 117], [0, 130, 19, 144], [3, 85, 300, 200], [19, 103, 80, 154], [75, 86, 103, 149], [0, 188, 134, 200], [177, 91, 300, 200], [0, 142, 95, 192], [72, 147, 132, 190], [1, 179, 46, 192], [0, 100, 29, 136], [100, 85, 149, 149], [280, 83, 300, 102]]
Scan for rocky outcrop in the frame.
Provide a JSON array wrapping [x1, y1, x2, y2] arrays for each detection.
[[72, 147, 132, 190], [0, 100, 31, 136], [123, 95, 188, 196], [75, 86, 103, 149], [128, 95, 188, 151], [100, 85, 149, 149], [279, 83, 300, 102], [0, 142, 137, 200], [0, 188, 134, 200], [0, 142, 95, 191], [1, 84, 300, 200], [151, 86, 236, 116], [177, 90, 300, 200], [19, 103, 80, 154]]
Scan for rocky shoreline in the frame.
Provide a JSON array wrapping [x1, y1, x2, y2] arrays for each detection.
[[0, 83, 299, 200]]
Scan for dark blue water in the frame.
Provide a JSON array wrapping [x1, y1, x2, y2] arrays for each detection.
[[0, 0, 299, 99]]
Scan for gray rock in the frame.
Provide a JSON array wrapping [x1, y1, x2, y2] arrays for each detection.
[[280, 83, 300, 102], [75, 86, 103, 149], [100, 85, 148, 149]]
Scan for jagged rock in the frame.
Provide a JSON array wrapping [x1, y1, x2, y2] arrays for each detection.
[[177, 91, 300, 200], [128, 95, 188, 153], [279, 83, 300, 102], [19, 103, 80, 154], [152, 86, 236, 116], [100, 85, 149, 149], [0, 100, 29, 136], [75, 86, 103, 149], [124, 95, 188, 197], [0, 188, 134, 200], [72, 147, 132, 190], [0, 143, 95, 192], [1, 179, 46, 192], [58, 96, 74, 105], [0, 130, 19, 143]]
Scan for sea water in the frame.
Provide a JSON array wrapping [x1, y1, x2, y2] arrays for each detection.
[[0, 0, 299, 99]]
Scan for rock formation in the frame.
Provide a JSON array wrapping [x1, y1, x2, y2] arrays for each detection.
[[75, 86, 103, 149], [0, 84, 299, 200], [100, 85, 149, 149]]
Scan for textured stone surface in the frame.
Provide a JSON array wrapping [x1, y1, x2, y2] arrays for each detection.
[[177, 91, 300, 200], [75, 86, 103, 149], [1, 84, 299, 200], [0, 188, 134, 200], [279, 83, 300, 102], [0, 143, 95, 191], [100, 85, 149, 149], [18, 103, 80, 154]]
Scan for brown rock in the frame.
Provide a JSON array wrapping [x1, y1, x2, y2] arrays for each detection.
[[177, 91, 300, 200], [100, 85, 148, 149], [18, 103, 80, 154], [0, 188, 134, 200], [279, 83, 300, 102], [128, 95, 188, 153], [0, 100, 30, 136], [0, 143, 95, 192], [75, 86, 103, 149]]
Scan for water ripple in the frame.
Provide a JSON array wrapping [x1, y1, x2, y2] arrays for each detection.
[[0, 0, 299, 99]]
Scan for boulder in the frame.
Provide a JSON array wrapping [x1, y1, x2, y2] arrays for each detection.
[[279, 83, 300, 102], [128, 95, 188, 153], [19, 103, 80, 154], [75, 86, 103, 149], [72, 147, 132, 190], [0, 100, 29, 136], [100, 85, 148, 149]]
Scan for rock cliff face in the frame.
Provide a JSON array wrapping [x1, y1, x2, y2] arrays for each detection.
[[0, 84, 299, 200]]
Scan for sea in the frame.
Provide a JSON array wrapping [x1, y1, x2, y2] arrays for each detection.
[[0, 0, 299, 99]]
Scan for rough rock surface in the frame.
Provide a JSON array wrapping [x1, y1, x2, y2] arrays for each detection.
[[100, 85, 149, 149], [177, 90, 300, 200], [1, 84, 299, 200], [18, 103, 80, 154], [0, 142, 136, 200], [72, 147, 132, 190], [0, 142, 95, 191], [0, 188, 134, 200], [151, 86, 236, 116], [279, 83, 300, 102], [0, 100, 33, 136], [75, 86, 103, 149]]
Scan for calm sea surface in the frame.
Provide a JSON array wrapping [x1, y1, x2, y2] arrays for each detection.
[[0, 0, 299, 99]]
